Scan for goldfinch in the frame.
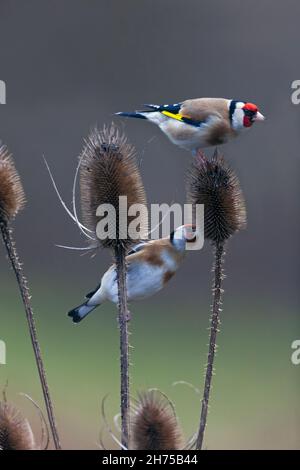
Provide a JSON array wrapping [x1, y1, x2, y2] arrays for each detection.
[[116, 98, 265, 153], [68, 225, 196, 323]]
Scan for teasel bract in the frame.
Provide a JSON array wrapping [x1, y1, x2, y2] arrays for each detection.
[[0, 146, 61, 449], [0, 146, 25, 221], [187, 150, 246, 449], [79, 124, 148, 448], [132, 391, 183, 450], [0, 401, 36, 450]]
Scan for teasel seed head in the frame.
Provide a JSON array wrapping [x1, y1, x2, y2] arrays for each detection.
[[0, 146, 25, 223], [187, 150, 247, 243], [80, 124, 148, 251], [0, 402, 36, 450], [132, 391, 183, 450]]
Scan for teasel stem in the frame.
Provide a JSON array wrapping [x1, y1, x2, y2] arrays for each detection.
[[196, 240, 225, 450], [187, 151, 246, 450], [78, 125, 148, 449], [115, 243, 130, 449], [0, 219, 61, 450]]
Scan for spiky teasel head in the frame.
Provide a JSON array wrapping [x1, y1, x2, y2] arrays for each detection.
[[131, 391, 184, 450], [0, 146, 25, 223], [80, 124, 148, 251], [187, 150, 247, 243], [0, 402, 36, 450]]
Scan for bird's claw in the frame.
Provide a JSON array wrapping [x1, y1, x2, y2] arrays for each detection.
[[194, 149, 207, 164]]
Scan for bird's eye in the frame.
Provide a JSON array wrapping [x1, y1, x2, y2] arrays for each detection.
[[244, 109, 256, 121]]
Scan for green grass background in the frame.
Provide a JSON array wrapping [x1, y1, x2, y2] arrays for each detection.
[[1, 280, 299, 450]]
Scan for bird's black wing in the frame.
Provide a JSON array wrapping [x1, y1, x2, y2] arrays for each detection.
[[117, 103, 204, 127], [145, 103, 204, 128], [85, 283, 101, 299], [144, 103, 182, 113], [127, 241, 149, 256]]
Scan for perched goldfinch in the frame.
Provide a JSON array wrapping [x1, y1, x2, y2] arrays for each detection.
[[116, 98, 265, 153], [68, 225, 196, 323]]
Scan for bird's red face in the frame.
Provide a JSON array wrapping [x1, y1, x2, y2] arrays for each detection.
[[242, 102, 265, 128]]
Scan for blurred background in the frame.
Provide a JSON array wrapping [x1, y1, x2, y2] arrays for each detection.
[[0, 0, 299, 449]]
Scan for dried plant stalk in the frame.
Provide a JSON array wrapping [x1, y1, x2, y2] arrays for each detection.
[[196, 240, 225, 450], [0, 146, 61, 450], [79, 125, 147, 448], [115, 243, 130, 448], [187, 150, 246, 450], [80, 126, 148, 249]]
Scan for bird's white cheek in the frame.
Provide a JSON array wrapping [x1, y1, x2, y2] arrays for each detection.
[[232, 108, 245, 131]]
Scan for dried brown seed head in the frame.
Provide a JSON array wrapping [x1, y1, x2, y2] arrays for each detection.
[[187, 150, 247, 243], [0, 402, 36, 450], [80, 124, 148, 250], [0, 146, 25, 222], [132, 391, 183, 450]]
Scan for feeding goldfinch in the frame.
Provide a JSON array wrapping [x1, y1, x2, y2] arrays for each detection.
[[116, 98, 265, 153], [68, 225, 196, 323]]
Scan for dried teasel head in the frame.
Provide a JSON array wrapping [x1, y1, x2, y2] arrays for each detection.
[[0, 402, 36, 450], [0, 146, 25, 223], [187, 150, 247, 243], [131, 391, 184, 450], [80, 124, 148, 251]]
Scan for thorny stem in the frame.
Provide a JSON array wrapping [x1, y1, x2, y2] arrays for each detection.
[[0, 219, 61, 450], [196, 241, 225, 450], [115, 244, 130, 449]]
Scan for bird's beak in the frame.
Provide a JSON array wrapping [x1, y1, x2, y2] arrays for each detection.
[[254, 112, 265, 122]]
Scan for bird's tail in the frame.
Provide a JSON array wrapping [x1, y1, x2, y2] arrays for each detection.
[[115, 111, 148, 120], [68, 302, 99, 324], [116, 104, 161, 121]]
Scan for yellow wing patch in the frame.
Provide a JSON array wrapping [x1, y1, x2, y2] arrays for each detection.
[[161, 110, 185, 121], [161, 110, 201, 127]]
